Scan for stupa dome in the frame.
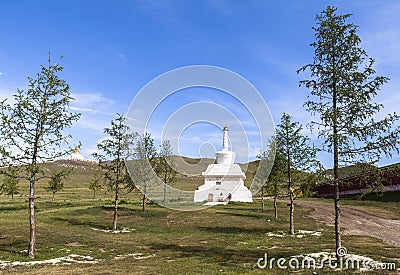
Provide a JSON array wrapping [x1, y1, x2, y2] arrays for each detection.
[[69, 147, 85, 161]]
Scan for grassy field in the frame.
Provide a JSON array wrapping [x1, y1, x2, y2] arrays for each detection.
[[0, 162, 399, 274]]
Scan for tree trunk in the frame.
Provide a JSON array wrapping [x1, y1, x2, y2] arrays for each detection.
[[332, 75, 342, 259], [163, 182, 166, 207], [286, 137, 294, 235], [52, 192, 55, 202], [289, 192, 294, 235], [11, 193, 14, 201], [28, 179, 36, 258], [142, 184, 147, 212], [113, 185, 119, 231], [93, 189, 96, 199], [142, 193, 146, 212], [261, 187, 265, 211], [334, 179, 341, 257], [274, 195, 278, 220]]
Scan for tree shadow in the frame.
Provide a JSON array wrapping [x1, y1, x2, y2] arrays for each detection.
[[0, 239, 27, 254], [197, 225, 277, 235], [221, 206, 261, 211], [149, 242, 263, 263], [215, 211, 268, 219], [52, 217, 109, 230]]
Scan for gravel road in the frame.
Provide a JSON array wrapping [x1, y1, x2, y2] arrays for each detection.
[[297, 200, 400, 247]]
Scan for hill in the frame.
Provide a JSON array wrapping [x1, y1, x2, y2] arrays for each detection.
[[0, 157, 263, 200]]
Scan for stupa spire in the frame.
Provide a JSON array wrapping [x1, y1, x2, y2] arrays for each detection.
[[222, 126, 228, 151]]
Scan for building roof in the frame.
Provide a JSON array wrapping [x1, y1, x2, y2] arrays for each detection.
[[202, 163, 245, 178], [316, 163, 400, 197]]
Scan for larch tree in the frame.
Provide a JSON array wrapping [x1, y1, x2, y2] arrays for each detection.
[[45, 171, 68, 202], [276, 113, 317, 235], [0, 168, 19, 201], [257, 137, 286, 218], [0, 54, 80, 258], [298, 6, 400, 258], [267, 150, 287, 219], [93, 114, 136, 231], [130, 132, 158, 212], [89, 171, 104, 199], [156, 140, 177, 207]]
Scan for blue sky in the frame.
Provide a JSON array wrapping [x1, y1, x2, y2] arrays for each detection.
[[0, 0, 399, 167]]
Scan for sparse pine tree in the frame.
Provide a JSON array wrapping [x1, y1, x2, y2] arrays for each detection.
[[89, 171, 103, 199], [129, 132, 158, 212], [298, 6, 400, 257], [257, 137, 286, 218], [0, 54, 80, 258], [45, 171, 68, 202], [92, 114, 136, 231], [0, 168, 19, 201], [156, 140, 177, 207], [267, 150, 286, 219], [276, 113, 317, 235]]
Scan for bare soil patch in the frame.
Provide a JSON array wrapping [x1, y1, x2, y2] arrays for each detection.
[[297, 200, 400, 247]]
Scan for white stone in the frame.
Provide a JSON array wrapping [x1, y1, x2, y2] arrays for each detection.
[[194, 126, 253, 203]]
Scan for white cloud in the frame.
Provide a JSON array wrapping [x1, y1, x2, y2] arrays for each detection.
[[64, 92, 121, 158], [358, 2, 400, 68], [207, 0, 236, 16], [117, 53, 126, 61], [0, 88, 15, 103], [377, 84, 400, 118], [138, 0, 177, 24], [82, 136, 112, 158], [69, 91, 118, 131], [74, 117, 109, 132], [70, 106, 100, 114], [71, 92, 116, 109]]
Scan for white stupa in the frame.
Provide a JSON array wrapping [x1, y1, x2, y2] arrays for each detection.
[[52, 146, 95, 163], [66, 147, 87, 161], [194, 126, 253, 204]]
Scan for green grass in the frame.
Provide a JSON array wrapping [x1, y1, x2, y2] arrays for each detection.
[[0, 193, 398, 274], [0, 161, 398, 274], [340, 190, 400, 202]]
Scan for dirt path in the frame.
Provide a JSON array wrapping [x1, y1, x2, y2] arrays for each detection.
[[296, 200, 400, 247]]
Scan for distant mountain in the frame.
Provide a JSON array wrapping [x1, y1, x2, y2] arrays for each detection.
[[0, 157, 262, 193]]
